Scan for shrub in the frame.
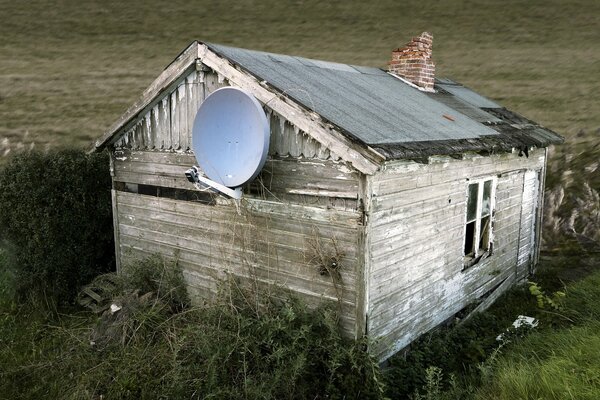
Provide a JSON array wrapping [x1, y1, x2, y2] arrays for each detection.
[[0, 149, 115, 304]]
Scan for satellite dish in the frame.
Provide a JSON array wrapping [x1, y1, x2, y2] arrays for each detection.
[[188, 87, 270, 197]]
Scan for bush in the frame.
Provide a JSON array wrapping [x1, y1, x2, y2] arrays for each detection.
[[0, 149, 115, 305]]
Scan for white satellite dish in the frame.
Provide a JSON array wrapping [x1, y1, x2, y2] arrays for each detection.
[[185, 87, 270, 199]]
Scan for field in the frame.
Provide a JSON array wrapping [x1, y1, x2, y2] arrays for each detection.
[[1, 0, 599, 156], [1, 1, 599, 399]]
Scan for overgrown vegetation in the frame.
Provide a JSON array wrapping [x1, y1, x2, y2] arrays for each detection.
[[382, 254, 600, 399], [544, 133, 600, 254], [0, 149, 114, 304], [0, 255, 384, 399], [0, 3, 598, 396]]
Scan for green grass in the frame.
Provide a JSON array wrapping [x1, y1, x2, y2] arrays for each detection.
[[476, 321, 600, 400], [0, 0, 599, 157], [480, 266, 600, 400]]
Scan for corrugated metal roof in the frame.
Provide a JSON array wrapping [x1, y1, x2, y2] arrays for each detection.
[[426, 90, 501, 124], [208, 43, 501, 145], [436, 80, 502, 109]]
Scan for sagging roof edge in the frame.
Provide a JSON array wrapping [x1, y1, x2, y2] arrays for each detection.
[[374, 126, 564, 161]]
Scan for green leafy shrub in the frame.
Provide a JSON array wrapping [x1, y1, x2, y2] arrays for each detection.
[[528, 281, 565, 311], [0, 149, 114, 304]]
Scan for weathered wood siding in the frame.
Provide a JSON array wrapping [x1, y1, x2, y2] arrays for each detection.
[[113, 185, 361, 335], [516, 169, 539, 280], [110, 142, 363, 337], [366, 149, 545, 360], [113, 68, 336, 162], [108, 64, 365, 336]]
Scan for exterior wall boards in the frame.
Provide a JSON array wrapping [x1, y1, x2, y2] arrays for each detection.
[[109, 68, 364, 338], [366, 150, 545, 360]]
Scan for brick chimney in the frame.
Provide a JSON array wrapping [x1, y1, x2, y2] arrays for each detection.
[[388, 32, 435, 92]]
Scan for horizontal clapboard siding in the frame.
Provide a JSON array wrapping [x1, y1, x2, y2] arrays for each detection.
[[112, 149, 360, 202], [115, 190, 361, 336], [367, 149, 545, 360]]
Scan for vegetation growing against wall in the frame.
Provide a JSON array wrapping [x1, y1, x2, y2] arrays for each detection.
[[0, 255, 385, 399]]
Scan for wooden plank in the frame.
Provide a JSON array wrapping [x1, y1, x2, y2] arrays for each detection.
[[113, 171, 190, 190], [114, 149, 196, 165], [150, 104, 160, 149], [111, 186, 122, 272], [158, 98, 171, 149], [257, 158, 360, 199]]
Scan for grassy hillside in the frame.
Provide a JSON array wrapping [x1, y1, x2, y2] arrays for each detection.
[[0, 0, 599, 156]]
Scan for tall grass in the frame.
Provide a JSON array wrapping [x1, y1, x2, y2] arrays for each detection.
[[387, 256, 600, 399], [475, 321, 600, 400], [0, 255, 384, 400]]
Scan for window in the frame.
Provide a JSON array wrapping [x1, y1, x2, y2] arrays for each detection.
[[464, 178, 495, 268]]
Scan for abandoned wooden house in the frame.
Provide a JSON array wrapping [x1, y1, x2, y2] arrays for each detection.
[[94, 33, 563, 360]]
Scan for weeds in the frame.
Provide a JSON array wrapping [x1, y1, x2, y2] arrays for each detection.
[[0, 255, 384, 400], [528, 281, 565, 311]]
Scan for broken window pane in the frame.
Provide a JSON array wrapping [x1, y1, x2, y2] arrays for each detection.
[[464, 221, 476, 256], [481, 180, 492, 217], [467, 183, 479, 222]]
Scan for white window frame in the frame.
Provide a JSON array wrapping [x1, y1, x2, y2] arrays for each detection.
[[463, 177, 497, 268]]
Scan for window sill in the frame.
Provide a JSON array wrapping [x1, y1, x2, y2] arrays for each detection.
[[462, 249, 492, 271]]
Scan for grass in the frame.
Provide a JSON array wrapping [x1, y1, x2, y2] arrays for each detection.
[[473, 267, 600, 400], [0, 0, 599, 157]]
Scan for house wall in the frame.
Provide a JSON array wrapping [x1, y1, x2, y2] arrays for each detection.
[[366, 149, 546, 360], [109, 67, 365, 337]]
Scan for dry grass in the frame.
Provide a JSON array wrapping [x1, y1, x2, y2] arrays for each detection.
[[0, 0, 599, 157]]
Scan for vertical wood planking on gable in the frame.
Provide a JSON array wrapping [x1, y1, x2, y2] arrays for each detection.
[[150, 104, 160, 149], [158, 97, 171, 150], [197, 70, 206, 101], [186, 70, 201, 150], [170, 85, 182, 150], [266, 111, 334, 161], [205, 70, 228, 96], [142, 114, 152, 149], [112, 68, 338, 164]]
